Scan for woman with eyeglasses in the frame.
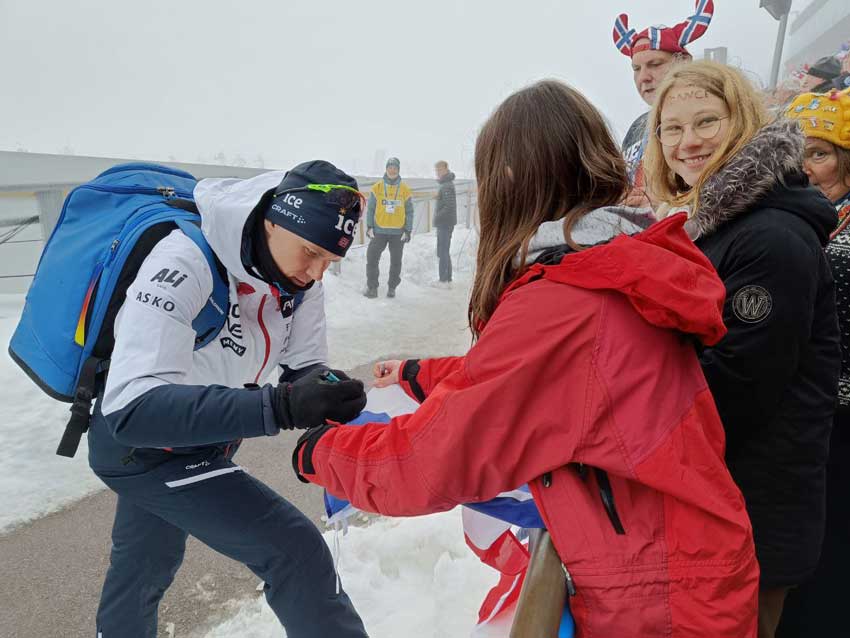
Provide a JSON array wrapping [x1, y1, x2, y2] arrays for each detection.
[[776, 87, 850, 638], [645, 61, 841, 638]]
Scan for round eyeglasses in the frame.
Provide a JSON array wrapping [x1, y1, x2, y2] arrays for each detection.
[[655, 115, 729, 147]]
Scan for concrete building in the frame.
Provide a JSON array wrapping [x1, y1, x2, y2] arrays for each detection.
[[784, 0, 850, 75]]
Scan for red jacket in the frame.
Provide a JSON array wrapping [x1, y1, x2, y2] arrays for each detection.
[[299, 214, 759, 637]]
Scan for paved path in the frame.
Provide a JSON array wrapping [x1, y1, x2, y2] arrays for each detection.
[[0, 359, 395, 638]]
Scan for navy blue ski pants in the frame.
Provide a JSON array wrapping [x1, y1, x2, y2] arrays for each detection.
[[91, 446, 367, 638]]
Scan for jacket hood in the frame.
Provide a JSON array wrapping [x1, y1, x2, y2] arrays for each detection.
[[194, 171, 285, 288], [507, 213, 727, 345], [686, 119, 836, 245], [522, 206, 653, 265], [438, 171, 456, 184]]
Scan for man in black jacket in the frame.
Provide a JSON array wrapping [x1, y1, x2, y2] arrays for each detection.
[[432, 161, 457, 288]]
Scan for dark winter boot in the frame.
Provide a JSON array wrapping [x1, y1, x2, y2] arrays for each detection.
[[387, 287, 396, 298], [364, 288, 378, 299]]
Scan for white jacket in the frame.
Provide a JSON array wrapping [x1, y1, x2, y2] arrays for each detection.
[[100, 171, 327, 446]]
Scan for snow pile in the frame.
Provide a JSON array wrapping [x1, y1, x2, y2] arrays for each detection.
[[0, 294, 104, 533], [203, 509, 495, 638]]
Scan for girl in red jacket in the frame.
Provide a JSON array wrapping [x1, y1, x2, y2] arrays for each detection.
[[294, 80, 759, 637]]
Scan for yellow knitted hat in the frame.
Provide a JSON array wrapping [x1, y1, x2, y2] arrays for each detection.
[[786, 87, 850, 150]]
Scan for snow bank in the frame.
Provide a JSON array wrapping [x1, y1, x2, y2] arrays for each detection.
[[203, 509, 495, 638], [0, 295, 104, 533]]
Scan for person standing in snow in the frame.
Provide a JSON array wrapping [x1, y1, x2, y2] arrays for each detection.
[[432, 160, 457, 288], [364, 157, 414, 298], [645, 61, 840, 638], [88, 161, 369, 638], [292, 80, 760, 637], [612, 0, 714, 207]]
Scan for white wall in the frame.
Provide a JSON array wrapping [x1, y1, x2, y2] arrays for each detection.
[[0, 196, 41, 294]]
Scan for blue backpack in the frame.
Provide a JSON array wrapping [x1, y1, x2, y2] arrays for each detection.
[[8, 163, 230, 457]]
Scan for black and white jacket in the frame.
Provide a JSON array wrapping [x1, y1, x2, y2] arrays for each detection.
[[685, 119, 841, 588], [90, 172, 328, 470]]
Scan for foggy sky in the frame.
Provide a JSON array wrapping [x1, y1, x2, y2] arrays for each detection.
[[1, 0, 812, 178]]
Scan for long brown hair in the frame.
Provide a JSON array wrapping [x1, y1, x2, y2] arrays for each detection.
[[469, 80, 628, 339]]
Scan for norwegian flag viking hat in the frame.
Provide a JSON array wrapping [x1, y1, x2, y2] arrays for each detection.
[[613, 0, 715, 58]]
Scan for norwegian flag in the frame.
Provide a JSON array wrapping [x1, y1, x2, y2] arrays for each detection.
[[322, 385, 569, 633], [612, 13, 636, 56], [677, 0, 715, 48]]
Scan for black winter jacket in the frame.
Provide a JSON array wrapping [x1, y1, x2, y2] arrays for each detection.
[[688, 120, 841, 587], [433, 172, 457, 229]]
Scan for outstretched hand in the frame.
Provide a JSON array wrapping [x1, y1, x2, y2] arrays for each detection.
[[372, 359, 403, 388]]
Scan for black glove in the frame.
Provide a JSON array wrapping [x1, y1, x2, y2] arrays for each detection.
[[401, 231, 411, 243], [272, 368, 366, 430]]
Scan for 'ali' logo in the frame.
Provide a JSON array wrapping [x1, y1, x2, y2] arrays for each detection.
[[150, 268, 187, 287]]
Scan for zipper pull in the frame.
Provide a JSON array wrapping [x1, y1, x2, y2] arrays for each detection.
[[157, 186, 176, 198], [563, 564, 577, 596], [542, 472, 552, 487]]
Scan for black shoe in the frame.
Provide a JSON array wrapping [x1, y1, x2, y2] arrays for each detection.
[[364, 288, 377, 299], [387, 288, 396, 298]]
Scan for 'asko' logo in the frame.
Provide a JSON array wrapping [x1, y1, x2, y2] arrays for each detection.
[[136, 292, 175, 313], [732, 285, 772, 324], [150, 268, 188, 287]]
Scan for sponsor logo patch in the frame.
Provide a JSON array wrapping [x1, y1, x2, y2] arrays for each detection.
[[150, 268, 188, 287], [135, 291, 176, 312], [220, 336, 247, 356], [732, 285, 772, 323]]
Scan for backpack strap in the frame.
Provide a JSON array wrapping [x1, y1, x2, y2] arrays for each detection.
[[56, 356, 103, 457], [55, 206, 228, 458], [173, 218, 229, 349]]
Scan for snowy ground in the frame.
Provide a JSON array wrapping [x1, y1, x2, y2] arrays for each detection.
[[2, 228, 495, 637], [204, 510, 496, 638], [0, 294, 104, 533], [323, 225, 478, 369]]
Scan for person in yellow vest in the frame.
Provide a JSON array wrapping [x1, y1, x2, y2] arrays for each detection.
[[365, 157, 414, 298]]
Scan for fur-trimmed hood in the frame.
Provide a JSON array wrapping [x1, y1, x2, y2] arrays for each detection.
[[685, 119, 835, 244]]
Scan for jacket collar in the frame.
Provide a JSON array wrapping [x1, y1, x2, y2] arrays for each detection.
[[684, 119, 804, 240]]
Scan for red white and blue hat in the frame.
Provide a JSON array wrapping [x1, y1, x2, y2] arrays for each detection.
[[613, 0, 714, 58]]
